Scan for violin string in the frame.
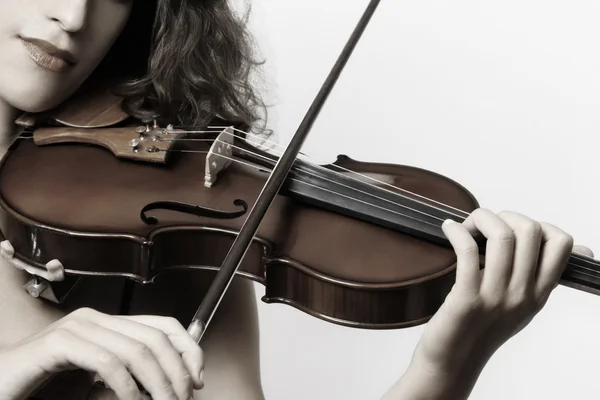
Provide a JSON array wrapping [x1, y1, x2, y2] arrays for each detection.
[[160, 148, 444, 229], [215, 126, 470, 216], [174, 129, 600, 272], [21, 126, 469, 219], [181, 125, 471, 217], [160, 145, 600, 278], [162, 148, 600, 275], [164, 126, 470, 218], [163, 131, 598, 270], [16, 133, 597, 269], [159, 136, 465, 222]]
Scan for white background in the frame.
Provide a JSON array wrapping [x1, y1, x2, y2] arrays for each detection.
[[241, 1, 600, 399]]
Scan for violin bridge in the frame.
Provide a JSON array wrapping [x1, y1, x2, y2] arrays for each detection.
[[204, 126, 234, 188]]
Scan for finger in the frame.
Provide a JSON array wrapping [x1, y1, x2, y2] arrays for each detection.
[[535, 222, 573, 300], [119, 315, 204, 390], [496, 211, 543, 294], [37, 329, 142, 400], [441, 219, 481, 292], [573, 244, 594, 258], [59, 318, 182, 400], [462, 209, 515, 300], [70, 309, 194, 398]]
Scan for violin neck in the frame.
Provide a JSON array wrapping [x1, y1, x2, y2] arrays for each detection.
[[275, 158, 600, 297], [281, 159, 459, 245], [561, 254, 600, 296]]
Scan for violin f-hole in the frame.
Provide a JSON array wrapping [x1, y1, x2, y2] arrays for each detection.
[[140, 199, 248, 225]]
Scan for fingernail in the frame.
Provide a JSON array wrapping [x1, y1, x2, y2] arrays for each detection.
[[199, 368, 204, 389], [443, 219, 456, 225]]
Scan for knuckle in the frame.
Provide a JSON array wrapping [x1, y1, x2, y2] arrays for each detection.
[[497, 209, 515, 218], [483, 294, 504, 311], [148, 328, 171, 348], [471, 208, 488, 218], [494, 229, 515, 244], [512, 288, 530, 305], [541, 222, 574, 245], [99, 365, 139, 398], [458, 244, 479, 261], [559, 233, 574, 249], [456, 290, 483, 313], [132, 341, 153, 360], [177, 371, 193, 388], [508, 287, 535, 310], [159, 379, 176, 397], [162, 316, 185, 331], [121, 375, 140, 398], [518, 220, 542, 238], [98, 351, 121, 368], [162, 315, 180, 326]]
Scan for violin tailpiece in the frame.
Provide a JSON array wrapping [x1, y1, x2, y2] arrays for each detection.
[[31, 119, 184, 163]]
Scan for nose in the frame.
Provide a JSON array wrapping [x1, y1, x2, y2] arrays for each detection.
[[47, 0, 90, 33]]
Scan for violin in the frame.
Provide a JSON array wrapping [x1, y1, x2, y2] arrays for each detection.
[[1, 0, 599, 397], [1, 0, 599, 332]]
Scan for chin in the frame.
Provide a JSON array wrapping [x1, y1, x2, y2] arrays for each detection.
[[5, 82, 77, 114], [13, 101, 58, 114]]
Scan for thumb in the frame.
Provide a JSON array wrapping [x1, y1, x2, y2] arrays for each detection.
[[573, 244, 594, 258]]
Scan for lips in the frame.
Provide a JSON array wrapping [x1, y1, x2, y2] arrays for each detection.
[[20, 37, 77, 73]]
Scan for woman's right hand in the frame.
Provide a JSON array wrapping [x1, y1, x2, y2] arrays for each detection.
[[0, 307, 204, 400]]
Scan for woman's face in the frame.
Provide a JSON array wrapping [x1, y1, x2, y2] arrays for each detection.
[[0, 0, 133, 113]]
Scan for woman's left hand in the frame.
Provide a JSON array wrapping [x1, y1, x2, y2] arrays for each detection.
[[411, 208, 592, 379]]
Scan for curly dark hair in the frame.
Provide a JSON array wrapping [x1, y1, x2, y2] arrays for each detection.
[[91, 0, 267, 133]]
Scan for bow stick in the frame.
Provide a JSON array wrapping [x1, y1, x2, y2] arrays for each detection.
[[187, 0, 382, 342]]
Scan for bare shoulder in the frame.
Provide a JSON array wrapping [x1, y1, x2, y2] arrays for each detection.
[[127, 270, 265, 400]]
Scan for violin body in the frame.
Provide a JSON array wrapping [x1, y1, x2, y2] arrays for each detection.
[[0, 89, 481, 329]]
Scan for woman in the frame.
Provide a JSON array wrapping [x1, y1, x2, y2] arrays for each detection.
[[0, 1, 593, 399]]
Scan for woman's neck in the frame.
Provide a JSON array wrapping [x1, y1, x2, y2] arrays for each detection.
[[0, 100, 20, 156]]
